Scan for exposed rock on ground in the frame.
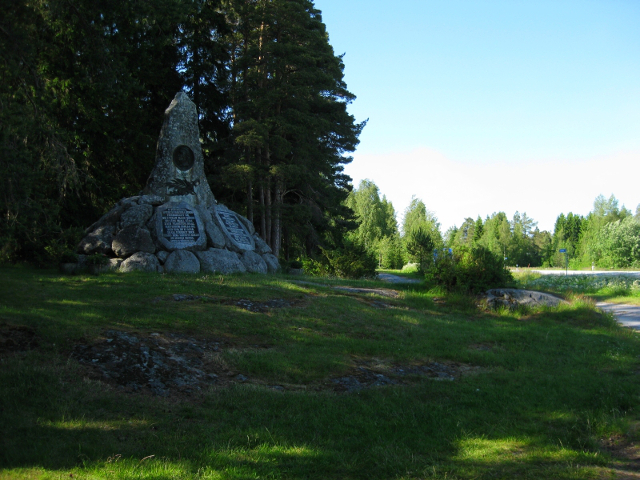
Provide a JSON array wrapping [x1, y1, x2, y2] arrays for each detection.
[[72, 330, 228, 396], [484, 288, 566, 309], [330, 360, 478, 392], [120, 252, 162, 273], [68, 329, 479, 397], [149, 294, 303, 313], [164, 250, 201, 273], [292, 281, 402, 299], [232, 298, 301, 313]]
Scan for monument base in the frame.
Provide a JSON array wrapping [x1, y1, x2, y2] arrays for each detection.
[[76, 195, 277, 275]]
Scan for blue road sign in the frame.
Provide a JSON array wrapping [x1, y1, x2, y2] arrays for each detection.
[[559, 249, 567, 253]]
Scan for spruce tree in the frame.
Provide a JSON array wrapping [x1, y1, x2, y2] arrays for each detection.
[[1, 0, 188, 260]]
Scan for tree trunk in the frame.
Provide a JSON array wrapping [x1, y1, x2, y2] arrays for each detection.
[[259, 183, 266, 239], [271, 177, 283, 258], [265, 179, 272, 248], [247, 176, 253, 223], [283, 225, 290, 261], [264, 145, 272, 246]]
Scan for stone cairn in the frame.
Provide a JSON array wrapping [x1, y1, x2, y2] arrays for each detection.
[[75, 92, 279, 275]]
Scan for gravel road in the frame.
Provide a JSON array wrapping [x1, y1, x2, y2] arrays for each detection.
[[530, 269, 640, 277], [596, 303, 640, 331]]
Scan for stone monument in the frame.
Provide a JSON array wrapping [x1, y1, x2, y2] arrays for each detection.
[[76, 92, 279, 274]]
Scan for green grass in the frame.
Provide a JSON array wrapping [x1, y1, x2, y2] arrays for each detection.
[[2, 266, 640, 479]]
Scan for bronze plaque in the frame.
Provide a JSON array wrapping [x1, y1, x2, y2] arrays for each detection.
[[173, 145, 195, 171]]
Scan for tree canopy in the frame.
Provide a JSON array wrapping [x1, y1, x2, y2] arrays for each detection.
[[1, 0, 363, 263], [2, 2, 637, 272]]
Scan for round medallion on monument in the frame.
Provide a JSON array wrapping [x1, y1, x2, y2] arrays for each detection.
[[173, 145, 195, 171]]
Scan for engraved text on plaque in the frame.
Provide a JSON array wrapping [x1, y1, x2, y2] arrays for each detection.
[[156, 202, 206, 251], [217, 210, 253, 247]]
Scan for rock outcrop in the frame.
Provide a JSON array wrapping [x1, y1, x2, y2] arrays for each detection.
[[484, 289, 566, 309]]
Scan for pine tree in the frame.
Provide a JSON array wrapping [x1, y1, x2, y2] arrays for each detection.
[[178, 0, 231, 157], [221, 0, 364, 257]]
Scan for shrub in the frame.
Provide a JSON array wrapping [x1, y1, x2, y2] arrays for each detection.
[[301, 241, 377, 279], [323, 243, 377, 279], [289, 260, 303, 270], [427, 254, 458, 291], [41, 227, 84, 266], [59, 249, 79, 264], [427, 245, 513, 293], [86, 253, 109, 266], [300, 257, 329, 277], [280, 259, 303, 273]]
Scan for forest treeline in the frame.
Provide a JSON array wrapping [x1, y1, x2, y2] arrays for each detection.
[[3, 1, 638, 274], [1, 0, 362, 263], [348, 180, 640, 271]]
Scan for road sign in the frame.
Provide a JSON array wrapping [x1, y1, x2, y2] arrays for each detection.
[[559, 249, 567, 253]]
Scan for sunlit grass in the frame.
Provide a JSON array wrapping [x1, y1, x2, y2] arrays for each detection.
[[454, 436, 581, 463]]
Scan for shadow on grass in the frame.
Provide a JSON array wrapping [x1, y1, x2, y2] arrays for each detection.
[[0, 363, 617, 479], [1, 368, 619, 479], [2, 267, 640, 478]]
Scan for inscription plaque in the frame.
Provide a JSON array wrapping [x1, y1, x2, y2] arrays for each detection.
[[162, 208, 199, 243], [217, 210, 253, 247], [156, 202, 206, 251]]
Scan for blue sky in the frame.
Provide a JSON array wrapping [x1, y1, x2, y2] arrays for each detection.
[[313, 0, 640, 232]]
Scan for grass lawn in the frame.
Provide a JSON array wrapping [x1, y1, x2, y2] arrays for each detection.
[[1, 266, 640, 479]]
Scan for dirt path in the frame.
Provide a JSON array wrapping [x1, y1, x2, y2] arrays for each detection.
[[377, 273, 421, 284]]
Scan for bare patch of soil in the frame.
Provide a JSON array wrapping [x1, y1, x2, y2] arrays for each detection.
[[601, 427, 640, 479], [468, 343, 495, 352], [0, 324, 38, 355]]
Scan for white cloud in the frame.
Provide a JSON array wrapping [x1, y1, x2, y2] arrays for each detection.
[[345, 148, 639, 233]]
